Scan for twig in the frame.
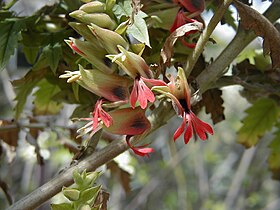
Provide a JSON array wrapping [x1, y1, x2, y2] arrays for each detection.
[[184, 0, 234, 77]]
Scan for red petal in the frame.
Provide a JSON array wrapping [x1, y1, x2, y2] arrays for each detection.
[[132, 147, 154, 157], [138, 78, 155, 109], [92, 109, 99, 130], [184, 114, 193, 144], [141, 77, 168, 86], [173, 114, 186, 141], [70, 41, 85, 55], [126, 137, 154, 157], [130, 79, 139, 109], [92, 100, 113, 129], [99, 108, 113, 127], [181, 38, 196, 48], [189, 111, 213, 140]]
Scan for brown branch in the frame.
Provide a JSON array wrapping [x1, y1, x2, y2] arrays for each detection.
[[196, 0, 280, 92]]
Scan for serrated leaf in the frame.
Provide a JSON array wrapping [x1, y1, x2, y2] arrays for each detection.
[[33, 44, 62, 73], [12, 69, 47, 119], [237, 98, 280, 147], [234, 0, 280, 68], [33, 79, 63, 115], [113, 0, 150, 47], [44, 43, 63, 73], [0, 19, 24, 70], [51, 203, 73, 210], [268, 130, 280, 180]]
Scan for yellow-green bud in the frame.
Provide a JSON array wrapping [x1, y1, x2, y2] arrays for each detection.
[[70, 10, 116, 30], [88, 23, 129, 54], [65, 38, 113, 74], [79, 1, 105, 13]]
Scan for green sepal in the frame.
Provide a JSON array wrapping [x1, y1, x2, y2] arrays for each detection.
[[73, 169, 84, 187], [62, 187, 80, 201], [80, 186, 102, 205]]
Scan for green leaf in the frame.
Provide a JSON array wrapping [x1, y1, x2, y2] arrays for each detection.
[[12, 69, 47, 119], [33, 44, 62, 73], [44, 43, 63, 73], [113, 0, 150, 47], [0, 19, 24, 70], [237, 98, 280, 147], [51, 203, 73, 210], [33, 79, 63, 115], [268, 130, 280, 180]]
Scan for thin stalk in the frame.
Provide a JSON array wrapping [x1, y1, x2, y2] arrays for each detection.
[[184, 0, 234, 77]]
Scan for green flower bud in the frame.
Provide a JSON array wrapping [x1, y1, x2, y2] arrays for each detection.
[[79, 1, 105, 13], [88, 23, 129, 54], [78, 65, 131, 102], [107, 45, 152, 79], [70, 10, 116, 30], [65, 38, 113, 74]]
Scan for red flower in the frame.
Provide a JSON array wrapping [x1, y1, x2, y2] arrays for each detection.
[[92, 99, 112, 130], [130, 76, 168, 109], [174, 110, 214, 144], [126, 136, 154, 157], [152, 67, 214, 143], [170, 9, 198, 48], [130, 76, 155, 109]]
